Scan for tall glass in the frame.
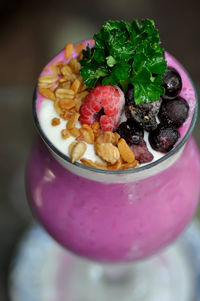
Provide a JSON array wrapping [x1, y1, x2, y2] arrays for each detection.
[[26, 50, 200, 300]]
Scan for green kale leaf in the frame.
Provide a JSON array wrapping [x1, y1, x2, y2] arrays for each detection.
[[80, 19, 167, 105]]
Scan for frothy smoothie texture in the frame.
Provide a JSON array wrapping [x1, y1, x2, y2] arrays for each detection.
[[29, 19, 200, 262]]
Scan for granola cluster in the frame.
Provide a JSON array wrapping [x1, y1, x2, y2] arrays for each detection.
[[38, 43, 139, 170]]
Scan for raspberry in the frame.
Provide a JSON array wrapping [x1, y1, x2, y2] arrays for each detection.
[[80, 85, 125, 131]]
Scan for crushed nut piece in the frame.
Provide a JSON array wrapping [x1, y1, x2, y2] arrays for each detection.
[[77, 129, 91, 144], [107, 160, 122, 170], [61, 65, 72, 77], [95, 143, 120, 164], [113, 132, 121, 145], [55, 62, 64, 75], [55, 88, 75, 99], [51, 117, 60, 126], [49, 62, 63, 76], [38, 74, 57, 88], [95, 131, 114, 144], [68, 58, 80, 73], [74, 100, 82, 112], [59, 98, 75, 110], [92, 121, 100, 131], [68, 142, 77, 157], [118, 138, 135, 163], [75, 43, 85, 54], [121, 160, 139, 169], [39, 88, 56, 101], [54, 99, 63, 115], [65, 43, 74, 59], [69, 127, 80, 137], [80, 84, 89, 92], [68, 108, 76, 115], [60, 81, 71, 89], [77, 124, 94, 144], [76, 91, 89, 101], [49, 64, 58, 75], [67, 112, 80, 129], [71, 142, 87, 163], [71, 78, 81, 94], [61, 129, 70, 139], [95, 131, 120, 145], [60, 111, 72, 120], [82, 124, 94, 135], [80, 158, 107, 169], [59, 74, 75, 82]]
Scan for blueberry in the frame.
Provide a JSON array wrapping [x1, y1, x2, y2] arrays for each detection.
[[158, 97, 189, 128], [125, 104, 158, 132], [149, 125, 180, 153], [116, 119, 144, 145], [130, 139, 154, 163], [162, 67, 182, 99]]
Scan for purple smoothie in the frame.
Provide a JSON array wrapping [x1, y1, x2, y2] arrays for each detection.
[[27, 137, 200, 262], [28, 40, 200, 263]]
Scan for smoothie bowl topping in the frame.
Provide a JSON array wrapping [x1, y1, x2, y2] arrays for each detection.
[[37, 19, 193, 170]]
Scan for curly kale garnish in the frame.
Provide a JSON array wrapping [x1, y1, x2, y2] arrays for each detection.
[[80, 19, 167, 105]]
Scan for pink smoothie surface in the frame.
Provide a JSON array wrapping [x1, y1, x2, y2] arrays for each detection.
[[35, 40, 196, 148], [27, 137, 200, 262]]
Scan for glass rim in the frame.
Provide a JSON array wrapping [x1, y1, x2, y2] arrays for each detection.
[[33, 76, 198, 176]]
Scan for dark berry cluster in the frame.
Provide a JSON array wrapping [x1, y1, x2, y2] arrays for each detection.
[[117, 119, 144, 146], [116, 67, 189, 163]]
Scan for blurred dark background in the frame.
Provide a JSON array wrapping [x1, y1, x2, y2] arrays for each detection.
[[0, 0, 200, 300]]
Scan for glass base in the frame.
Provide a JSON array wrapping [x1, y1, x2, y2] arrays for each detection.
[[9, 221, 200, 301]]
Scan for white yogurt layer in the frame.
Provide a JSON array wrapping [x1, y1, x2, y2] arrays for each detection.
[[39, 99, 103, 162], [39, 98, 164, 165]]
